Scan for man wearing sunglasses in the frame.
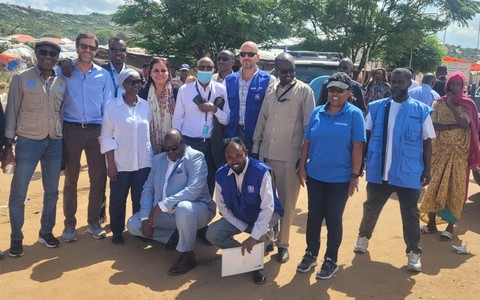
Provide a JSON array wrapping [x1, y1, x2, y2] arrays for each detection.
[[252, 52, 315, 264], [212, 50, 235, 84], [3, 40, 66, 256], [127, 129, 216, 276], [58, 32, 112, 243], [225, 41, 276, 154]]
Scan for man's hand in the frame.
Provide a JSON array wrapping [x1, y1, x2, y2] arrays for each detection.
[[297, 165, 307, 187], [107, 164, 118, 181], [241, 237, 257, 256], [148, 204, 162, 227], [1, 148, 15, 173], [348, 177, 359, 197], [141, 220, 153, 239], [421, 170, 431, 186], [198, 102, 218, 113], [61, 59, 73, 77]]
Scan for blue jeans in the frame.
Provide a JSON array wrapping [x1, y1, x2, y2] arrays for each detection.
[[305, 177, 349, 262], [9, 136, 62, 241], [358, 182, 422, 254]]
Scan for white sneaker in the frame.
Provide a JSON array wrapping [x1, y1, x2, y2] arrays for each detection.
[[353, 236, 369, 253], [407, 252, 422, 272]]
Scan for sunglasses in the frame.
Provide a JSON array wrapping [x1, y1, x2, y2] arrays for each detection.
[[38, 49, 59, 58], [125, 79, 144, 86], [79, 43, 98, 52], [152, 68, 168, 73], [162, 141, 183, 152], [110, 48, 127, 53], [217, 56, 231, 61], [239, 52, 257, 58], [198, 65, 214, 71], [278, 68, 295, 75], [327, 87, 348, 94]]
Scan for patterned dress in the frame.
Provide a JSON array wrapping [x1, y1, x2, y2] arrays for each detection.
[[419, 101, 470, 223], [147, 83, 176, 155]]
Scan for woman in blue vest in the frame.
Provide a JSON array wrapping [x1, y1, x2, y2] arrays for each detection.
[[296, 72, 366, 279]]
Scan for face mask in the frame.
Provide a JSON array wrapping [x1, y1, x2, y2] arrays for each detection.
[[197, 71, 213, 84]]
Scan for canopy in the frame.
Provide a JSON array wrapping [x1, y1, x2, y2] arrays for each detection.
[[0, 52, 22, 71], [7, 34, 36, 43]]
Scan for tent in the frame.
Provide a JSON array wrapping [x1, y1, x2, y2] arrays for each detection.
[[7, 34, 36, 44], [0, 52, 22, 71]]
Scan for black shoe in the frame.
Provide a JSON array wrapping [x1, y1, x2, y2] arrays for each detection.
[[253, 269, 267, 285], [277, 247, 289, 263], [9, 240, 24, 258], [166, 230, 179, 250], [265, 243, 274, 253], [112, 234, 124, 245], [196, 226, 212, 246], [168, 251, 197, 276], [38, 233, 60, 248]]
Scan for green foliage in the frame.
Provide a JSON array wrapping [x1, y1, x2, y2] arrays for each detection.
[[382, 35, 447, 73], [95, 29, 117, 45], [112, 0, 291, 59]]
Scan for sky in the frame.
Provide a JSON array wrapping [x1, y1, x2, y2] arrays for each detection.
[[2, 0, 480, 49]]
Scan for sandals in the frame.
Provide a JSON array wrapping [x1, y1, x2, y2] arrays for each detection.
[[420, 225, 438, 234], [439, 231, 454, 242]]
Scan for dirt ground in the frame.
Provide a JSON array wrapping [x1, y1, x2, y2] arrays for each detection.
[[0, 157, 479, 300]]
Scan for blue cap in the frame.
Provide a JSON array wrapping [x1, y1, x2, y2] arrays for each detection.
[[179, 64, 190, 71]]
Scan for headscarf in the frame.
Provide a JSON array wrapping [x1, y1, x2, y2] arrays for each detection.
[[118, 69, 140, 96], [437, 71, 480, 168]]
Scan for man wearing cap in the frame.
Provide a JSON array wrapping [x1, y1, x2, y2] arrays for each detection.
[[3, 40, 66, 257], [171, 64, 190, 89], [252, 52, 315, 263], [213, 50, 235, 84], [58, 32, 112, 243], [225, 41, 276, 154], [173, 57, 230, 196]]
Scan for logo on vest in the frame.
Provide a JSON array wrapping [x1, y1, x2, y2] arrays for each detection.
[[26, 79, 36, 89], [247, 185, 255, 193], [58, 84, 63, 93]]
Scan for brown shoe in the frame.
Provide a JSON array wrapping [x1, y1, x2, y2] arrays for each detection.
[[168, 251, 197, 276]]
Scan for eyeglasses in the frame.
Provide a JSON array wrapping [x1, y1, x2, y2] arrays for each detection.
[[152, 68, 168, 73], [110, 48, 127, 53], [162, 141, 183, 152], [239, 52, 257, 58], [278, 68, 295, 75], [327, 87, 347, 94], [198, 65, 214, 71], [37, 49, 59, 57], [79, 43, 97, 52], [125, 79, 144, 86], [217, 56, 231, 61]]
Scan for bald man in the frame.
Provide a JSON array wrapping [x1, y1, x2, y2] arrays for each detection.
[[408, 73, 440, 107], [225, 41, 276, 153], [318, 58, 367, 114], [173, 56, 230, 196]]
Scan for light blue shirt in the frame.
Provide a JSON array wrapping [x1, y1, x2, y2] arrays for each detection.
[[305, 101, 366, 183], [57, 61, 112, 124], [408, 84, 440, 107]]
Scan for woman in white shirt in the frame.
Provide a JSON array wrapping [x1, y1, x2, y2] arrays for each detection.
[[100, 69, 152, 245]]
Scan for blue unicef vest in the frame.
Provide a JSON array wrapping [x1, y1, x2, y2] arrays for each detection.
[[225, 71, 271, 144], [216, 158, 284, 225], [366, 97, 432, 189]]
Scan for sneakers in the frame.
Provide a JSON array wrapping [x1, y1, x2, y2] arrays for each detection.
[[87, 223, 107, 239], [38, 233, 60, 248], [316, 257, 339, 280], [296, 251, 318, 273], [62, 227, 78, 243], [354, 236, 369, 253], [9, 240, 24, 258], [407, 251, 422, 272]]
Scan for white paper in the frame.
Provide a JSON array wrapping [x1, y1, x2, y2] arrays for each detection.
[[221, 243, 264, 277]]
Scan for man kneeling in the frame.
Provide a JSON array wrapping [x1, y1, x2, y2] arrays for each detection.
[[206, 138, 283, 284], [127, 129, 216, 275]]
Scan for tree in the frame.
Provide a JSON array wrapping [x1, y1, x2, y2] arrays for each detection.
[[112, 0, 291, 59], [284, 0, 480, 73], [95, 29, 116, 45], [382, 35, 447, 73]]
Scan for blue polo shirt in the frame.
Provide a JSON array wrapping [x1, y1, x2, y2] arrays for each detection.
[[57, 62, 112, 124], [305, 101, 366, 183]]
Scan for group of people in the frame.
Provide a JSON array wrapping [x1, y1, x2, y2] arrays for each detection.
[[1, 31, 479, 285]]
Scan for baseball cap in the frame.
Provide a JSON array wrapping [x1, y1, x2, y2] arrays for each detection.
[[326, 72, 351, 90], [179, 64, 190, 71]]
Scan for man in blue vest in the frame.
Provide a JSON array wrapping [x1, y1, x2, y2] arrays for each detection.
[[206, 137, 284, 285], [224, 41, 275, 153], [353, 68, 435, 273]]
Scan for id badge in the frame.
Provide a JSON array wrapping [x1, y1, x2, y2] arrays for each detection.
[[202, 124, 210, 136]]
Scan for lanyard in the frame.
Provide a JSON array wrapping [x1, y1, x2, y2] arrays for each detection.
[[108, 66, 119, 97], [195, 82, 212, 122], [277, 81, 296, 102]]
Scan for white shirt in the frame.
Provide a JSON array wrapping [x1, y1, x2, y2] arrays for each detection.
[[99, 96, 152, 172], [173, 81, 230, 138], [214, 158, 275, 240], [365, 99, 435, 180]]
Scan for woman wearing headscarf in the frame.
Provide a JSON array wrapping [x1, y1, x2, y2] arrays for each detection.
[[364, 68, 391, 104], [138, 57, 176, 155], [100, 69, 152, 245], [419, 71, 480, 241], [296, 72, 366, 279]]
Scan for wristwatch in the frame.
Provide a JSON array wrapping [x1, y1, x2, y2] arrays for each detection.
[[351, 173, 360, 179]]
